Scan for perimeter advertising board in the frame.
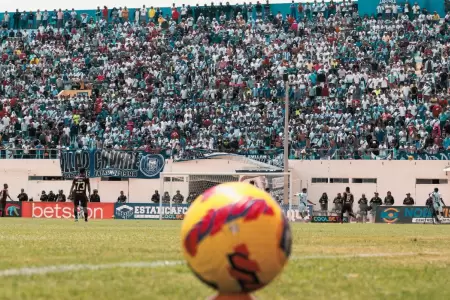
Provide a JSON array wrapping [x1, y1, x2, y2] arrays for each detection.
[[375, 206, 450, 224], [22, 202, 115, 219], [114, 203, 189, 220], [3, 202, 22, 217]]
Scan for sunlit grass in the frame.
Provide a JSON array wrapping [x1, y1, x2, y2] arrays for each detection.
[[0, 219, 449, 300]]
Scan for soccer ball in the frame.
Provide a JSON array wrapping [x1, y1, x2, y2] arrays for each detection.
[[181, 182, 292, 294]]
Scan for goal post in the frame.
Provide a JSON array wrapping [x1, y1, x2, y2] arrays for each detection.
[[158, 172, 295, 220]]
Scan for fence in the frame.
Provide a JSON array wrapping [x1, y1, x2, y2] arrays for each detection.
[[2, 147, 450, 161]]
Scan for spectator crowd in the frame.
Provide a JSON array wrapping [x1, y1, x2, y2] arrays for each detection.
[[1, 1, 450, 160]]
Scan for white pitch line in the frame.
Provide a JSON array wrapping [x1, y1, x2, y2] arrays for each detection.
[[292, 252, 438, 260], [0, 252, 439, 278], [0, 260, 184, 277]]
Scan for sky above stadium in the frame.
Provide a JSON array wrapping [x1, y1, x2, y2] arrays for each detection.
[[1, 0, 331, 12]]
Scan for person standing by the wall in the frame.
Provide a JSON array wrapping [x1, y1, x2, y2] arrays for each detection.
[[47, 191, 56, 202], [40, 191, 48, 202], [319, 193, 328, 216], [17, 188, 28, 201], [117, 191, 127, 203], [403, 193, 415, 205], [90, 190, 100, 202], [172, 191, 184, 204], [57, 190, 67, 202], [151, 190, 160, 204], [186, 192, 197, 205], [369, 192, 383, 222], [333, 193, 343, 215], [384, 191, 395, 206], [358, 194, 369, 223], [162, 192, 170, 204]]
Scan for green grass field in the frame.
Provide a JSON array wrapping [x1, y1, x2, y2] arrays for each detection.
[[0, 219, 450, 300]]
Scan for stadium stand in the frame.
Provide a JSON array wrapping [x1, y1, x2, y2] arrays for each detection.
[[0, 1, 450, 161]]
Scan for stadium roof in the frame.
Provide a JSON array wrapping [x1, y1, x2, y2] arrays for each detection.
[[1, 0, 343, 12]]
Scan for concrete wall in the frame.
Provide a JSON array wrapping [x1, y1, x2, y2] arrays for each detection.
[[1, 159, 450, 206], [0, 159, 257, 202], [290, 160, 450, 206]]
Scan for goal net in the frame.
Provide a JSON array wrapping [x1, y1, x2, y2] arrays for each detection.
[[159, 172, 295, 211]]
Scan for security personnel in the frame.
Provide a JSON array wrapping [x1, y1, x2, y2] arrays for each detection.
[[90, 190, 101, 202], [151, 190, 160, 203], [384, 191, 395, 205], [48, 191, 56, 202], [319, 193, 329, 215], [56, 190, 67, 202], [358, 194, 369, 223], [333, 193, 343, 214], [162, 192, 171, 204], [17, 189, 28, 201], [403, 193, 414, 205], [172, 190, 184, 204], [370, 192, 383, 221], [117, 191, 127, 203], [40, 191, 48, 202], [186, 192, 197, 204]]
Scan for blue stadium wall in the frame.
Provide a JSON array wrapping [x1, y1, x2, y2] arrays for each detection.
[[0, 0, 445, 21]]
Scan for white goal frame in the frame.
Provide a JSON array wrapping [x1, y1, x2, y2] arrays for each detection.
[[158, 171, 293, 220]]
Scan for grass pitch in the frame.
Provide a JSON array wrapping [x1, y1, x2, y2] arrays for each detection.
[[0, 219, 449, 300]]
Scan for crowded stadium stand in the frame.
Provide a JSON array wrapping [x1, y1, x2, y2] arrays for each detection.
[[0, 0, 449, 162]]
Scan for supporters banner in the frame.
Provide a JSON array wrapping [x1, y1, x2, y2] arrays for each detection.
[[57, 90, 92, 98], [4, 202, 22, 217], [21, 202, 115, 219], [398, 152, 450, 160], [114, 203, 189, 220], [375, 206, 450, 224], [379, 0, 397, 4], [173, 149, 284, 168], [60, 150, 165, 179]]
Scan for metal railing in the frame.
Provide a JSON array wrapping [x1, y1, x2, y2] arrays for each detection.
[[0, 146, 446, 161]]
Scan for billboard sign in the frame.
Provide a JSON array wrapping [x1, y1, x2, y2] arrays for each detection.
[[114, 203, 189, 220], [375, 206, 450, 224], [4, 202, 21, 217], [311, 216, 349, 223], [60, 150, 165, 179], [22, 202, 115, 219]]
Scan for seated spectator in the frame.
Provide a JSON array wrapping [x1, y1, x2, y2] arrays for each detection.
[[0, 2, 448, 164]]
